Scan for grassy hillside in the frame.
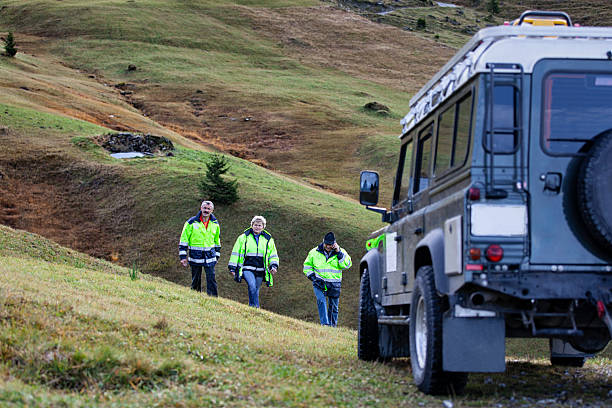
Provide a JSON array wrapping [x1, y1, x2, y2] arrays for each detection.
[[0, 101, 384, 328], [0, 0, 449, 328], [0, 0, 457, 199], [1, 226, 611, 407], [1, 0, 611, 329]]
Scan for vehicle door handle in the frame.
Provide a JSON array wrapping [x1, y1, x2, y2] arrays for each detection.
[[541, 172, 562, 194], [394, 235, 402, 242], [414, 227, 423, 235]]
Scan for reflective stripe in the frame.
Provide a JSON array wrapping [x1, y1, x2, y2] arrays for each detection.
[[269, 254, 279, 259], [231, 252, 241, 257], [314, 273, 342, 282], [189, 246, 215, 251], [242, 265, 265, 272], [179, 241, 188, 247], [188, 257, 217, 264], [179, 250, 187, 255], [228, 261, 238, 267], [303, 266, 314, 271], [245, 252, 263, 257], [314, 268, 341, 273]]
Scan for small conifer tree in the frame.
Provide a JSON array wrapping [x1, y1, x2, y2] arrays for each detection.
[[199, 154, 239, 205], [487, 0, 500, 15], [4, 32, 17, 57]]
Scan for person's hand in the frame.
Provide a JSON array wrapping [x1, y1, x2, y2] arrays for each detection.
[[332, 242, 340, 251], [270, 267, 277, 275], [180, 259, 188, 267], [230, 271, 235, 277]]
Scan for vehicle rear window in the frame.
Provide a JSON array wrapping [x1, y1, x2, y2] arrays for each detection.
[[543, 73, 612, 155]]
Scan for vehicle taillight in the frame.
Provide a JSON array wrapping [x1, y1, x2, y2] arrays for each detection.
[[469, 248, 481, 260], [468, 187, 481, 201], [486, 244, 503, 262]]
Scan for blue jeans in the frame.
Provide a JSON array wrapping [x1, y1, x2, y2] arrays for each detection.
[[313, 284, 340, 327], [242, 270, 264, 308]]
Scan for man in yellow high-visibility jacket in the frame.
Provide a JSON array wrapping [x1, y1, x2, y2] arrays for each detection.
[[179, 200, 221, 296], [303, 232, 352, 327]]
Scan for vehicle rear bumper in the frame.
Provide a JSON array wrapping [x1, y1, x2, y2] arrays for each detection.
[[474, 269, 612, 301]]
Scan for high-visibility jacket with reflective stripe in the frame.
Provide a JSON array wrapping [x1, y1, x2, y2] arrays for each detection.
[[303, 243, 352, 285], [228, 228, 279, 287], [178, 212, 221, 266]]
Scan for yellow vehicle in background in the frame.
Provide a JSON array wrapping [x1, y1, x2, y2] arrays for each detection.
[[511, 10, 572, 26]]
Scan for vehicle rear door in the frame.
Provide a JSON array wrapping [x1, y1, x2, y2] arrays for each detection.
[[528, 59, 612, 264]]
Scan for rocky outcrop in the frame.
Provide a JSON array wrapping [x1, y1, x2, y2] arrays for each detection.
[[97, 132, 174, 155]]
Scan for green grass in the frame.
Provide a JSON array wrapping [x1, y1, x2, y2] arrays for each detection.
[[351, 2, 503, 49], [0, 102, 385, 327], [1, 227, 611, 407], [0, 104, 105, 134], [0, 0, 409, 198]]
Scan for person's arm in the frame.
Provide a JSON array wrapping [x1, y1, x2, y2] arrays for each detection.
[[268, 237, 279, 274], [214, 224, 221, 261], [303, 249, 315, 281], [228, 235, 244, 276], [337, 246, 352, 270], [179, 222, 191, 267]]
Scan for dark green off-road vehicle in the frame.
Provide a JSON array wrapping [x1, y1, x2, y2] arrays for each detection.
[[358, 11, 612, 395]]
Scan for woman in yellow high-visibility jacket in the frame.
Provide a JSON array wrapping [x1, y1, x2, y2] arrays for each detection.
[[228, 215, 279, 308]]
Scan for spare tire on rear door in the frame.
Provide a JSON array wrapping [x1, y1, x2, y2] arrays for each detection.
[[577, 130, 612, 255]]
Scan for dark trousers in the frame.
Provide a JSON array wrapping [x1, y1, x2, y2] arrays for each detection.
[[190, 264, 218, 296]]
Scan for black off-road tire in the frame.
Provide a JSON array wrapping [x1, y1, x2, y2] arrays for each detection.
[[550, 356, 586, 368], [577, 130, 612, 255], [358, 267, 380, 361], [409, 266, 468, 395]]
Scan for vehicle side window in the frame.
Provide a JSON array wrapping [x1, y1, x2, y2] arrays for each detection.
[[414, 124, 433, 194], [434, 91, 473, 175], [435, 105, 454, 174], [393, 139, 413, 206], [454, 93, 473, 166], [487, 85, 518, 153]]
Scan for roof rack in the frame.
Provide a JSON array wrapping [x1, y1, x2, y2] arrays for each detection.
[[401, 25, 612, 135]]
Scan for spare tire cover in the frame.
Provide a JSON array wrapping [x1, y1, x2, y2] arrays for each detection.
[[577, 130, 612, 254]]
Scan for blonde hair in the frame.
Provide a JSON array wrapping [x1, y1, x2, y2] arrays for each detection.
[[251, 215, 267, 228]]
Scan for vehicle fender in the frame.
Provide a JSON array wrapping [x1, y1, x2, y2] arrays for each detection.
[[360, 249, 383, 303], [415, 228, 449, 294]]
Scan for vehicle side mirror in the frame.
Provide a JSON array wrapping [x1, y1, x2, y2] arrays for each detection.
[[360, 170, 379, 206]]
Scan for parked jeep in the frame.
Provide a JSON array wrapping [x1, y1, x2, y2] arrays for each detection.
[[357, 11, 612, 395]]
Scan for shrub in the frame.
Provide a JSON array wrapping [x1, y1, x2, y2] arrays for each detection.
[[416, 18, 427, 30], [3, 32, 17, 57], [199, 154, 239, 205], [487, 0, 499, 15]]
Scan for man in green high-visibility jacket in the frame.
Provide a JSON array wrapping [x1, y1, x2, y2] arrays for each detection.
[[179, 200, 221, 296], [303, 232, 352, 327]]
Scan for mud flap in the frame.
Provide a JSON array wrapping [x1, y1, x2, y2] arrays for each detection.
[[550, 338, 593, 358], [379, 324, 410, 358], [443, 314, 506, 372]]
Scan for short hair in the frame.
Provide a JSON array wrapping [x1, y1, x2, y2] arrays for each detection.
[[201, 200, 214, 210], [251, 215, 266, 228]]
